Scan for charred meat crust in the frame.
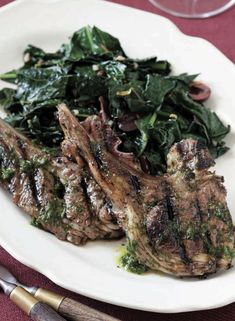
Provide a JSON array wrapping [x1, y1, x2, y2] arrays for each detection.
[[0, 118, 123, 245], [0, 107, 234, 277], [172, 139, 215, 173], [57, 104, 234, 277]]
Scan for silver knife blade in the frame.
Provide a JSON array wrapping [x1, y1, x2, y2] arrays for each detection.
[[0, 264, 37, 294]]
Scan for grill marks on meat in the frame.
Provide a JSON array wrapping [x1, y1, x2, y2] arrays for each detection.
[[55, 157, 122, 244], [0, 134, 39, 217], [168, 142, 234, 270], [129, 175, 141, 193], [0, 104, 234, 277], [0, 118, 123, 245], [58, 104, 235, 276], [0, 119, 68, 239], [59, 139, 123, 242]]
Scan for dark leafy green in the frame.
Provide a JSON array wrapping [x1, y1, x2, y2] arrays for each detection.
[[16, 66, 70, 103], [64, 26, 124, 61], [0, 88, 17, 110], [144, 74, 176, 108], [23, 45, 64, 68], [0, 25, 230, 174], [0, 70, 18, 84]]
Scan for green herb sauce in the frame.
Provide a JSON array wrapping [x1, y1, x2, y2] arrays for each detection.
[[116, 241, 148, 275], [0, 168, 15, 181], [39, 200, 65, 225], [30, 217, 43, 229], [19, 156, 49, 174]]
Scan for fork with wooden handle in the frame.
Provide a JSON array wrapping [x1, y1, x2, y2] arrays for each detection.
[[0, 264, 121, 321]]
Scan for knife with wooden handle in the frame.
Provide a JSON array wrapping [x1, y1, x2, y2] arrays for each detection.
[[0, 278, 67, 321], [35, 289, 121, 321], [0, 264, 121, 321]]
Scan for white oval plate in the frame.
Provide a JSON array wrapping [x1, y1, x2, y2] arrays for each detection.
[[0, 0, 235, 313]]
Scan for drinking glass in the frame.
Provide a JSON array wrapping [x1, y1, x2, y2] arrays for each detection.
[[149, 0, 235, 18]]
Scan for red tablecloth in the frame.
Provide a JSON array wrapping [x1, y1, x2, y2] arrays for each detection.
[[0, 1, 235, 321]]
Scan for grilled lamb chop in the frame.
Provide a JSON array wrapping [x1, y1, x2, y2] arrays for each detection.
[[58, 103, 235, 277], [0, 118, 122, 244]]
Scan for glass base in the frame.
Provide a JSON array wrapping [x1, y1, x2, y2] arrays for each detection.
[[149, 0, 235, 18]]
